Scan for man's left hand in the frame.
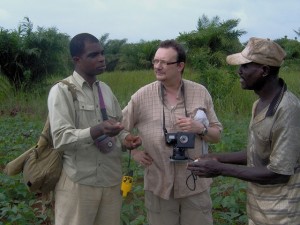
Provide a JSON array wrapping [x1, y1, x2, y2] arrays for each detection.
[[123, 134, 142, 150], [187, 158, 221, 178]]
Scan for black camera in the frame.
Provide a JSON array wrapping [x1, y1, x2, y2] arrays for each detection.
[[165, 132, 195, 161]]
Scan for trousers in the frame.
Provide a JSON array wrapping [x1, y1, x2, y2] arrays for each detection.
[[54, 170, 122, 225], [145, 189, 213, 225]]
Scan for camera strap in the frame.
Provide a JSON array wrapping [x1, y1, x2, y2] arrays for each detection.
[[97, 82, 133, 196], [96, 82, 108, 121], [161, 82, 198, 191], [161, 81, 187, 135]]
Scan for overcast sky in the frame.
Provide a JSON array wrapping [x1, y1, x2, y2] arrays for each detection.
[[1, 0, 299, 43]]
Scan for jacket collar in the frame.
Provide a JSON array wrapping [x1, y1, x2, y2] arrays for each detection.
[[266, 78, 287, 117]]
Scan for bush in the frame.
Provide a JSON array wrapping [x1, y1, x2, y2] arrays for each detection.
[[0, 17, 71, 90]]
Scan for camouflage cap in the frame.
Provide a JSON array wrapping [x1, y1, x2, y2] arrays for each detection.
[[226, 37, 286, 67]]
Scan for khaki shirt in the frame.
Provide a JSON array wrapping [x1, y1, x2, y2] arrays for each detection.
[[247, 81, 300, 224], [121, 79, 222, 199], [48, 72, 124, 187]]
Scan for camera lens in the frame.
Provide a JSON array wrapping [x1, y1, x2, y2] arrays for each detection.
[[179, 135, 188, 144]]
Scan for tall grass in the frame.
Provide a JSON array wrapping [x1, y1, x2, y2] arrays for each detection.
[[0, 74, 49, 119], [99, 68, 256, 115], [99, 70, 156, 108], [1, 64, 298, 118]]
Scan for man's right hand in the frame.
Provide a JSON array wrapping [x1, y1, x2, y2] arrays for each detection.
[[187, 158, 221, 178], [99, 119, 124, 137], [90, 119, 124, 140]]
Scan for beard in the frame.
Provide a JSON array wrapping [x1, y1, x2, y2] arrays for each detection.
[[241, 75, 268, 91]]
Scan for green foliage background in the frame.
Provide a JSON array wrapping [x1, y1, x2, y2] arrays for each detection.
[[1, 15, 300, 91]]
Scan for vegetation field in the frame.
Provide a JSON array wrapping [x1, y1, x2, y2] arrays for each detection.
[[0, 64, 299, 225]]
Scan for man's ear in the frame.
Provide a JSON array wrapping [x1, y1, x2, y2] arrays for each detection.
[[262, 65, 270, 77], [178, 62, 185, 72]]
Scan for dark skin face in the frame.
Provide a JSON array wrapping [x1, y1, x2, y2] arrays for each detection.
[[72, 41, 106, 86], [238, 62, 283, 113], [237, 62, 269, 91]]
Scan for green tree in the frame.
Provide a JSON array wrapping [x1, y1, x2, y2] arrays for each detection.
[[294, 28, 300, 38], [100, 34, 128, 71], [275, 38, 300, 60], [99, 33, 159, 71], [177, 14, 246, 70], [177, 15, 246, 101], [0, 17, 70, 89], [117, 40, 159, 71]]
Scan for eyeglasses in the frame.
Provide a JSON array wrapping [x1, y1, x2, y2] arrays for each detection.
[[152, 59, 179, 66]]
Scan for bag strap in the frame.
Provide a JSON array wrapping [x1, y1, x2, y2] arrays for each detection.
[[58, 80, 78, 102], [96, 82, 108, 121], [41, 80, 78, 147], [38, 117, 51, 147]]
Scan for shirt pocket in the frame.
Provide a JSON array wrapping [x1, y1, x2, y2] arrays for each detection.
[[250, 122, 272, 166], [76, 101, 97, 128]]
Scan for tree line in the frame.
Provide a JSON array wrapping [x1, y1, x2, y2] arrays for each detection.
[[1, 15, 300, 90]]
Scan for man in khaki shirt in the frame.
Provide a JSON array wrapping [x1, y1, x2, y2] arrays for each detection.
[[48, 33, 141, 225], [188, 37, 300, 224], [121, 40, 222, 225]]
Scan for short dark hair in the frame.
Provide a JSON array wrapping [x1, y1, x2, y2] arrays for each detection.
[[70, 33, 99, 57], [159, 40, 186, 63]]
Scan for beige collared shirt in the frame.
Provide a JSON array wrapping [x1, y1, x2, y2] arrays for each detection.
[[247, 87, 300, 224], [121, 79, 223, 199], [48, 72, 124, 187]]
